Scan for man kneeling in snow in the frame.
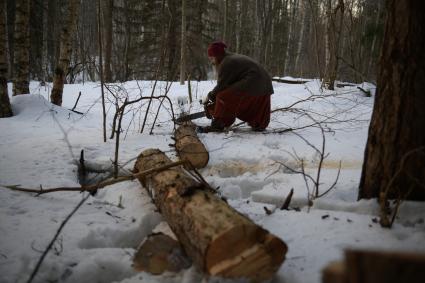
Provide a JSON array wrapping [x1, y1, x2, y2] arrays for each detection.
[[200, 41, 274, 133]]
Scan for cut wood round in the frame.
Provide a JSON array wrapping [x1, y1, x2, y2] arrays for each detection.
[[174, 121, 209, 169], [134, 149, 287, 282], [133, 232, 191, 274]]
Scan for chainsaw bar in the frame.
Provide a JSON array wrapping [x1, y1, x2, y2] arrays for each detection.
[[176, 111, 206, 123]]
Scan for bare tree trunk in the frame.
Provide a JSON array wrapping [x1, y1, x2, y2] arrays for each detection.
[[324, 0, 344, 90], [12, 0, 30, 96], [294, 0, 306, 76], [0, 0, 12, 117], [102, 0, 113, 82], [359, 0, 425, 201], [308, 0, 323, 80], [366, 0, 382, 81], [6, 0, 15, 79], [223, 0, 228, 43], [284, 0, 296, 76], [97, 0, 106, 142], [179, 0, 186, 85], [50, 0, 80, 106], [235, 0, 242, 53], [123, 0, 131, 81]]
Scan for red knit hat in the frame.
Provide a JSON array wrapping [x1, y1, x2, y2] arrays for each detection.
[[207, 41, 227, 57]]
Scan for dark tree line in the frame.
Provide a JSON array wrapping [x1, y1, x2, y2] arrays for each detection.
[[1, 0, 384, 87]]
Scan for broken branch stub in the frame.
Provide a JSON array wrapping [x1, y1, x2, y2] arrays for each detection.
[[134, 149, 287, 282]]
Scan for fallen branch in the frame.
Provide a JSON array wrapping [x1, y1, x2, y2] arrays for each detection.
[[2, 160, 188, 195]]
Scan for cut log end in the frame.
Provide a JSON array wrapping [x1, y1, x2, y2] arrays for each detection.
[[174, 121, 209, 169], [177, 141, 209, 169], [206, 224, 287, 281]]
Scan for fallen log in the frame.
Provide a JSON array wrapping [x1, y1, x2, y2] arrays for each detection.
[[134, 149, 287, 282], [174, 121, 209, 169], [272, 78, 311, 84], [322, 249, 425, 283]]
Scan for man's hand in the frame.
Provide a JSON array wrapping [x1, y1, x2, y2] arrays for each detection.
[[206, 91, 216, 104], [204, 102, 213, 119]]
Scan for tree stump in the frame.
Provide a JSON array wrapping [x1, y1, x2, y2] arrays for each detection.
[[174, 121, 209, 169], [134, 149, 287, 282]]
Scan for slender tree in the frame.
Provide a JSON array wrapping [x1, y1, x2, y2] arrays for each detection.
[[102, 0, 113, 82], [324, 0, 344, 90], [12, 0, 30, 95], [359, 0, 425, 201], [179, 0, 187, 85], [50, 0, 80, 106], [0, 0, 12, 117]]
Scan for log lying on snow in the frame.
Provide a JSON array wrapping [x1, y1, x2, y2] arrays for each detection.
[[174, 121, 209, 169], [134, 149, 287, 282], [272, 78, 311, 84], [322, 249, 425, 283]]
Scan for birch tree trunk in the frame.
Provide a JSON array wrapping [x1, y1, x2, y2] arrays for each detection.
[[50, 0, 80, 106], [359, 0, 425, 201], [179, 0, 186, 85], [12, 0, 30, 96], [0, 0, 12, 117]]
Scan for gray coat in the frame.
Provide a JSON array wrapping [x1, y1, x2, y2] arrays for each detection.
[[209, 52, 274, 98]]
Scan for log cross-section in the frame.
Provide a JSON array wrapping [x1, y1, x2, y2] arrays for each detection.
[[134, 149, 287, 282], [174, 121, 209, 169]]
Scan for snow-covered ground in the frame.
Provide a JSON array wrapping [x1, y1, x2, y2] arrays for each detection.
[[1, 79, 424, 283]]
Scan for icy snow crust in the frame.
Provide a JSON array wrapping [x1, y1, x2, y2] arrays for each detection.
[[0, 80, 424, 283]]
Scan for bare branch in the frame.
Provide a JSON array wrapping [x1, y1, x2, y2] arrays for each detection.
[[2, 160, 188, 195]]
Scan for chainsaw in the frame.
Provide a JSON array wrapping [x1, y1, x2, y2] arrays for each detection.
[[176, 101, 214, 123]]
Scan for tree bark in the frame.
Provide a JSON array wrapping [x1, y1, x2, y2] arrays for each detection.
[[0, 0, 12, 117], [359, 0, 425, 201], [174, 121, 209, 169], [322, 250, 425, 283], [324, 0, 344, 90], [345, 250, 425, 283], [12, 0, 30, 96], [102, 0, 113, 82], [179, 0, 186, 85], [134, 149, 287, 282], [50, 0, 80, 106]]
